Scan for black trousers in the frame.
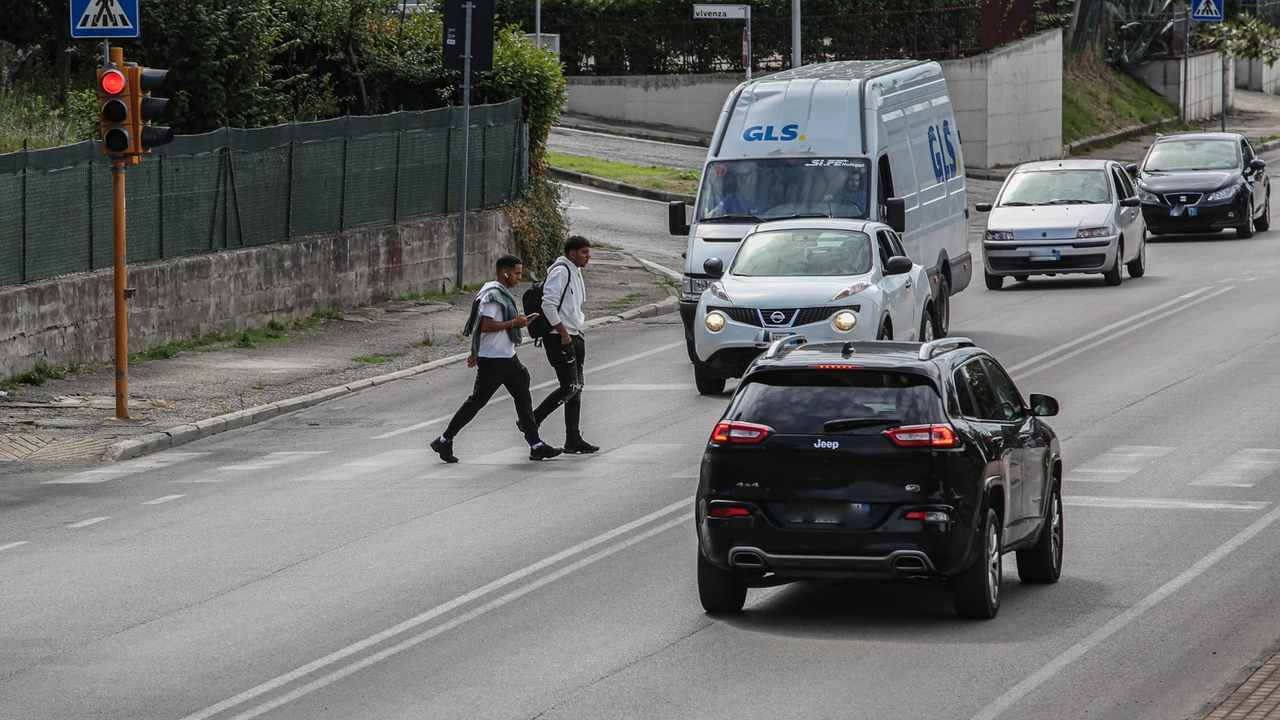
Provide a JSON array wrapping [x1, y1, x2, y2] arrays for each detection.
[[443, 356, 541, 445], [534, 335, 585, 440]]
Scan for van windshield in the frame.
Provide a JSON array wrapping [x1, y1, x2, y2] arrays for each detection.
[[696, 158, 871, 223]]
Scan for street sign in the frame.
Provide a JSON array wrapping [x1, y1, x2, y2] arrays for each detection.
[[694, 4, 748, 20], [70, 0, 140, 39], [1192, 0, 1223, 22], [442, 0, 495, 73]]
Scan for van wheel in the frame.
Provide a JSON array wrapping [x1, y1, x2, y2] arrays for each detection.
[[952, 509, 1002, 619], [934, 277, 951, 337], [984, 270, 1004, 290], [698, 547, 746, 613], [919, 306, 935, 343], [1016, 484, 1063, 584], [693, 362, 726, 395], [1103, 240, 1124, 286]]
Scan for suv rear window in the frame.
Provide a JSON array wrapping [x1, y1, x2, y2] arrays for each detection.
[[727, 370, 943, 434]]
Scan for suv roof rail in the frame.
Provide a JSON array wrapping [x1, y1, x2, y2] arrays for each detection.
[[764, 334, 808, 359], [918, 337, 975, 361]]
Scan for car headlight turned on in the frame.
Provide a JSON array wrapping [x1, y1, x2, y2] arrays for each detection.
[[1076, 226, 1112, 238], [705, 311, 727, 333], [832, 310, 857, 332], [985, 230, 1014, 241], [1136, 187, 1160, 203], [1206, 186, 1237, 202]]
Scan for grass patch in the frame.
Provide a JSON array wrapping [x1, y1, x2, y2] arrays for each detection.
[[607, 292, 647, 310], [4, 361, 67, 389], [1063, 51, 1179, 145], [547, 151, 700, 195], [412, 327, 438, 347], [353, 353, 406, 363], [312, 307, 345, 321], [132, 319, 292, 361], [393, 290, 458, 306]]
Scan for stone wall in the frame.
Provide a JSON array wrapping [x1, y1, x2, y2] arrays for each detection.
[[1133, 51, 1234, 122], [0, 210, 513, 378]]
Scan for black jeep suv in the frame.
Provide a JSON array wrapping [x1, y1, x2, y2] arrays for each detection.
[[695, 337, 1063, 619]]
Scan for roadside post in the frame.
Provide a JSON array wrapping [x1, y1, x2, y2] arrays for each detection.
[[1191, 0, 1225, 129], [443, 0, 495, 291], [792, 0, 801, 68], [693, 4, 751, 80]]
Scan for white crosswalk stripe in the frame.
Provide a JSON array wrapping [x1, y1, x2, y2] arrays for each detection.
[[172, 451, 330, 483], [42, 452, 208, 484], [293, 449, 428, 482], [1190, 449, 1280, 488], [1070, 446, 1173, 483]]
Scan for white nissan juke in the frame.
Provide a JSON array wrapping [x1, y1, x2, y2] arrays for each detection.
[[691, 219, 934, 395]]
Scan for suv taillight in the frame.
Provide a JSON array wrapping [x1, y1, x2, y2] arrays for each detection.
[[711, 421, 773, 444], [885, 424, 959, 448]]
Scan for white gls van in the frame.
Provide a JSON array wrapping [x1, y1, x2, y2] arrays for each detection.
[[669, 60, 973, 358]]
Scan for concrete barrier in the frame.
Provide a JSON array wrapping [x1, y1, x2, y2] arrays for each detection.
[[0, 210, 514, 378], [566, 74, 746, 133], [1133, 50, 1234, 122], [1236, 58, 1280, 94]]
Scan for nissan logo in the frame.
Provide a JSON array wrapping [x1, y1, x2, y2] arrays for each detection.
[[770, 311, 786, 324]]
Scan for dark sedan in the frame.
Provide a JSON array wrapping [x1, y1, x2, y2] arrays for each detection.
[[1129, 132, 1270, 238]]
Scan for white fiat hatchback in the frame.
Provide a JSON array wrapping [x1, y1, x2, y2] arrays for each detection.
[[691, 218, 933, 395]]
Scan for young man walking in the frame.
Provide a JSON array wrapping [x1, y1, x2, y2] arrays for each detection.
[[533, 235, 600, 454], [430, 255, 563, 463]]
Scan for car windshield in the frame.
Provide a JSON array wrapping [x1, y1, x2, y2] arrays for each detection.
[[729, 229, 873, 277], [696, 158, 871, 222], [1144, 139, 1240, 172], [998, 169, 1111, 206], [728, 370, 943, 434]]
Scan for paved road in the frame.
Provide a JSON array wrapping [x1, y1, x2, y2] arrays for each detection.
[[5, 164, 1280, 719], [549, 127, 707, 170]]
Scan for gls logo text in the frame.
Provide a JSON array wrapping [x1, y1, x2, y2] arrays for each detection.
[[743, 124, 802, 141], [928, 120, 959, 183]]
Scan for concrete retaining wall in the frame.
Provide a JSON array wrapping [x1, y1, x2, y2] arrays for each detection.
[[0, 210, 514, 378], [565, 73, 746, 133], [1133, 51, 1234, 121], [940, 29, 1063, 169], [1236, 58, 1280, 94]]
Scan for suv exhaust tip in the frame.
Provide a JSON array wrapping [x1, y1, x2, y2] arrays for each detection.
[[729, 550, 767, 568], [892, 555, 928, 571]]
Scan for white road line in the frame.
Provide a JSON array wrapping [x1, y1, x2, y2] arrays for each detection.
[[1190, 448, 1280, 488], [142, 495, 186, 505], [1010, 287, 1231, 379], [65, 517, 110, 528], [180, 496, 694, 720], [372, 341, 684, 439], [294, 449, 426, 482], [1065, 496, 1269, 511], [560, 182, 667, 205], [585, 383, 694, 391], [1070, 446, 1173, 483], [636, 257, 682, 279], [42, 452, 208, 484], [0, 541, 29, 552], [218, 451, 330, 472], [971, 503, 1280, 720]]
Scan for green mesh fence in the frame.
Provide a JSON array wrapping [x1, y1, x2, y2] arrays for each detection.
[[0, 100, 526, 287]]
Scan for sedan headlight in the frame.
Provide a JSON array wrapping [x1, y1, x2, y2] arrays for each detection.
[[1076, 226, 1112, 238], [705, 311, 726, 333], [1206, 186, 1237, 202], [832, 310, 857, 332], [985, 230, 1014, 241], [708, 281, 731, 302], [831, 282, 870, 301], [1136, 187, 1160, 203]]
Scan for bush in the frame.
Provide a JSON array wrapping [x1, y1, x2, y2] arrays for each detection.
[[509, 177, 568, 273]]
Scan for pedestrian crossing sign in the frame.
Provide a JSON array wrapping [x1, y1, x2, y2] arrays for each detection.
[[69, 0, 140, 38], [1192, 0, 1223, 22]]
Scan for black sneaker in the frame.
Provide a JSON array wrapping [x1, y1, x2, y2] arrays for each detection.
[[430, 437, 459, 464], [529, 444, 564, 461], [564, 438, 600, 454]]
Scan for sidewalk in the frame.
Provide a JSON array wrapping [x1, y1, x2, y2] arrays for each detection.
[[0, 249, 677, 466]]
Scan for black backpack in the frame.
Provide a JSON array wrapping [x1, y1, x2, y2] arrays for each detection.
[[522, 262, 570, 341]]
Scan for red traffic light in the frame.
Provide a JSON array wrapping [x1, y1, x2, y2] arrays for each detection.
[[100, 69, 126, 95]]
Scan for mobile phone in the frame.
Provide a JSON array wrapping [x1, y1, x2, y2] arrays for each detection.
[[526, 312, 540, 319]]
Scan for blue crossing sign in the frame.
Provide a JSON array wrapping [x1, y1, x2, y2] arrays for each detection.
[[70, 0, 140, 38], [1192, 0, 1224, 22]]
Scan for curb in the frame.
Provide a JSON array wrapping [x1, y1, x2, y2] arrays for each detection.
[[546, 167, 695, 205], [104, 296, 680, 463], [556, 118, 709, 148], [1065, 116, 1180, 156]]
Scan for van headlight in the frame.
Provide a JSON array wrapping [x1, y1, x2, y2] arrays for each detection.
[[705, 311, 727, 333], [832, 310, 857, 331]]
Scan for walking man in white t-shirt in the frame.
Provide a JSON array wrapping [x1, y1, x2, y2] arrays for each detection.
[[431, 255, 563, 463], [533, 235, 599, 454]]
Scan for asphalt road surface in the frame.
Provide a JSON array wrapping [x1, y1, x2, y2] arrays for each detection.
[[548, 127, 707, 170], [5, 161, 1280, 719]]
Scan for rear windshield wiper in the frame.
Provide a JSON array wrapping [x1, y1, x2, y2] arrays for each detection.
[[700, 213, 763, 223], [823, 417, 901, 432]]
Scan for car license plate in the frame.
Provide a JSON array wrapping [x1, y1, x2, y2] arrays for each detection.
[[1172, 207, 1198, 217], [765, 331, 795, 341], [1028, 249, 1061, 262], [784, 502, 869, 525]]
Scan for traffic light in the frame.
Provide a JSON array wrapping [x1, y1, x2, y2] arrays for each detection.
[[128, 67, 174, 153], [97, 67, 131, 155]]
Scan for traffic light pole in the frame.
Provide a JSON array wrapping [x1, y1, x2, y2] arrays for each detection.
[[456, 1, 474, 291], [112, 159, 129, 419]]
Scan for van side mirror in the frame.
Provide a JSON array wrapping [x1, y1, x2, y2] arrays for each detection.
[[974, 203, 992, 212], [885, 197, 906, 233], [1029, 393, 1059, 417], [1250, 158, 1267, 171], [884, 256, 913, 275], [1120, 197, 1141, 207], [669, 201, 690, 236], [1125, 163, 1138, 176], [703, 257, 724, 278]]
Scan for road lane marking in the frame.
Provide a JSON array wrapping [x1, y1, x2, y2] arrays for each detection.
[[294, 449, 426, 482], [1190, 449, 1280, 488], [217, 451, 330, 472], [636, 257, 682, 278], [371, 341, 684, 439], [970, 503, 1280, 720], [1070, 446, 1173, 483], [142, 495, 186, 505], [0, 541, 28, 552], [561, 182, 667, 205], [1009, 287, 1231, 379], [1065, 496, 1269, 511], [42, 452, 207, 484], [66, 517, 110, 528], [180, 496, 694, 720], [585, 383, 694, 391]]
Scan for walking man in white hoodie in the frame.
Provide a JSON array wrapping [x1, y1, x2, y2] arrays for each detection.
[[533, 236, 600, 454]]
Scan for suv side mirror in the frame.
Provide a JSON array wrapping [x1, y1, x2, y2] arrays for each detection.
[[1029, 393, 1059, 417], [885, 197, 906, 233], [669, 200, 690, 236], [1250, 158, 1267, 171], [884, 256, 913, 275], [974, 202, 992, 212], [1120, 197, 1141, 207], [1125, 163, 1139, 176], [703, 257, 724, 278]]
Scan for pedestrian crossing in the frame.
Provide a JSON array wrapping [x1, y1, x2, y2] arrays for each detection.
[[1072, 446, 1173, 483], [1070, 446, 1280, 490]]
